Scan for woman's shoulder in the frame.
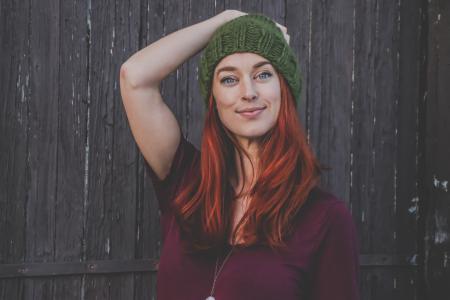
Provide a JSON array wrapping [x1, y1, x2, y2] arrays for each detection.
[[290, 186, 356, 241], [304, 186, 352, 217]]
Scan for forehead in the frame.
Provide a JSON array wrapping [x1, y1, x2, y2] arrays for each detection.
[[214, 52, 272, 73]]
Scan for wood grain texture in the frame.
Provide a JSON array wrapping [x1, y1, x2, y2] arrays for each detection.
[[423, 0, 450, 299]]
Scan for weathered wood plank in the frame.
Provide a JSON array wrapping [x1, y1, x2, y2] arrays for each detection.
[[262, 0, 285, 25], [84, 0, 141, 298], [396, 0, 422, 271], [51, 0, 89, 299], [23, 0, 60, 298], [84, 0, 117, 298], [0, 0, 30, 298], [360, 268, 417, 300], [285, 0, 312, 126], [351, 0, 419, 297], [307, 0, 353, 202], [424, 0, 450, 299], [240, 0, 262, 14]]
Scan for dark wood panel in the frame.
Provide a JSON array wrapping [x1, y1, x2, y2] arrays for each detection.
[[424, 0, 450, 299], [0, 0, 30, 299], [51, 0, 89, 299], [360, 268, 417, 300], [23, 0, 61, 298], [84, 0, 141, 298], [285, 0, 312, 126]]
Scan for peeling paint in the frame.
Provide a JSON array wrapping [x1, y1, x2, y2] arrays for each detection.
[[434, 230, 449, 245], [433, 175, 448, 192], [105, 237, 110, 254], [409, 254, 418, 265], [393, 166, 398, 214], [408, 196, 419, 215]]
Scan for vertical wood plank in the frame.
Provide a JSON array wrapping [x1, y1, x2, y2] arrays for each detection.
[[84, 0, 116, 298], [424, 0, 450, 299], [307, 0, 353, 201], [360, 269, 416, 300], [0, 0, 30, 298], [51, 0, 89, 299], [84, 0, 141, 298], [351, 0, 418, 298], [397, 0, 421, 258], [240, 0, 262, 14], [285, 0, 312, 128], [262, 0, 285, 24], [24, 0, 60, 298]]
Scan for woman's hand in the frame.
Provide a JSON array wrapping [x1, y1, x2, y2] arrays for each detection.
[[274, 22, 290, 45], [219, 10, 290, 45], [219, 9, 248, 23]]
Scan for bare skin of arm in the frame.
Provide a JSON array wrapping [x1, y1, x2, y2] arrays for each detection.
[[119, 10, 247, 180], [119, 10, 290, 181]]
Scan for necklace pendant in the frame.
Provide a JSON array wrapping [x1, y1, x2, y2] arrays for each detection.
[[205, 297, 215, 300]]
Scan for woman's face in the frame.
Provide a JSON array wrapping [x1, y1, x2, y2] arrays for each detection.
[[211, 52, 281, 144]]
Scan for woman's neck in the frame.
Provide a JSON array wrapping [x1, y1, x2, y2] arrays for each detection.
[[231, 136, 260, 194]]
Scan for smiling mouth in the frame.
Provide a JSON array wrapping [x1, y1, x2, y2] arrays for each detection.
[[236, 106, 267, 113], [237, 107, 266, 118]]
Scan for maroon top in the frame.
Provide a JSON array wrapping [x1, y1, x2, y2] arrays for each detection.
[[148, 134, 360, 300]]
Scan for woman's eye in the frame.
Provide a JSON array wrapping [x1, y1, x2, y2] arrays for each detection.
[[257, 71, 272, 80], [220, 77, 236, 85]]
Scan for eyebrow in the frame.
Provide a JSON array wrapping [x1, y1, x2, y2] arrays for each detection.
[[215, 61, 272, 77]]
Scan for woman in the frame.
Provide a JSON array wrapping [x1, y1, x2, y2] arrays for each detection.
[[120, 10, 360, 300]]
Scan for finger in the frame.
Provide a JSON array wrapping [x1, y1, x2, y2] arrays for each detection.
[[275, 23, 287, 33]]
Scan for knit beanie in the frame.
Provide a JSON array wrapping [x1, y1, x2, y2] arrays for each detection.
[[198, 13, 301, 108]]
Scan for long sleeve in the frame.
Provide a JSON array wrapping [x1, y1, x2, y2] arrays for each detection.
[[308, 201, 361, 300]]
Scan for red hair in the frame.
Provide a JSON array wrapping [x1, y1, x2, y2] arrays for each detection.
[[172, 73, 325, 254]]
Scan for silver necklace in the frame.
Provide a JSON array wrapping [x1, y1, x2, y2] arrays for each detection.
[[206, 194, 247, 299], [205, 245, 235, 300]]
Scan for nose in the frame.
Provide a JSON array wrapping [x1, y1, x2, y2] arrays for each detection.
[[241, 76, 257, 101]]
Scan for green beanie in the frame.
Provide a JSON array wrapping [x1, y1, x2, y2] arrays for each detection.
[[199, 13, 301, 108]]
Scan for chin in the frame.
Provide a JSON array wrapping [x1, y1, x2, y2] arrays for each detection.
[[234, 127, 272, 140]]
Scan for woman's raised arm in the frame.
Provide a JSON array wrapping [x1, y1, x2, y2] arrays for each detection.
[[119, 10, 246, 180]]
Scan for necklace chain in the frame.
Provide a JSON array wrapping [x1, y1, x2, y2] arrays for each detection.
[[206, 193, 248, 299], [207, 245, 235, 299]]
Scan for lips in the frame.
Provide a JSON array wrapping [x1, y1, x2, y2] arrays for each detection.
[[236, 106, 266, 113], [237, 107, 266, 118]]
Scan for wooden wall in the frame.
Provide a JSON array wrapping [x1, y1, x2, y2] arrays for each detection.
[[0, 0, 448, 299]]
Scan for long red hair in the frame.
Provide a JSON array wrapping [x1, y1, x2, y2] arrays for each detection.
[[172, 73, 325, 254]]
